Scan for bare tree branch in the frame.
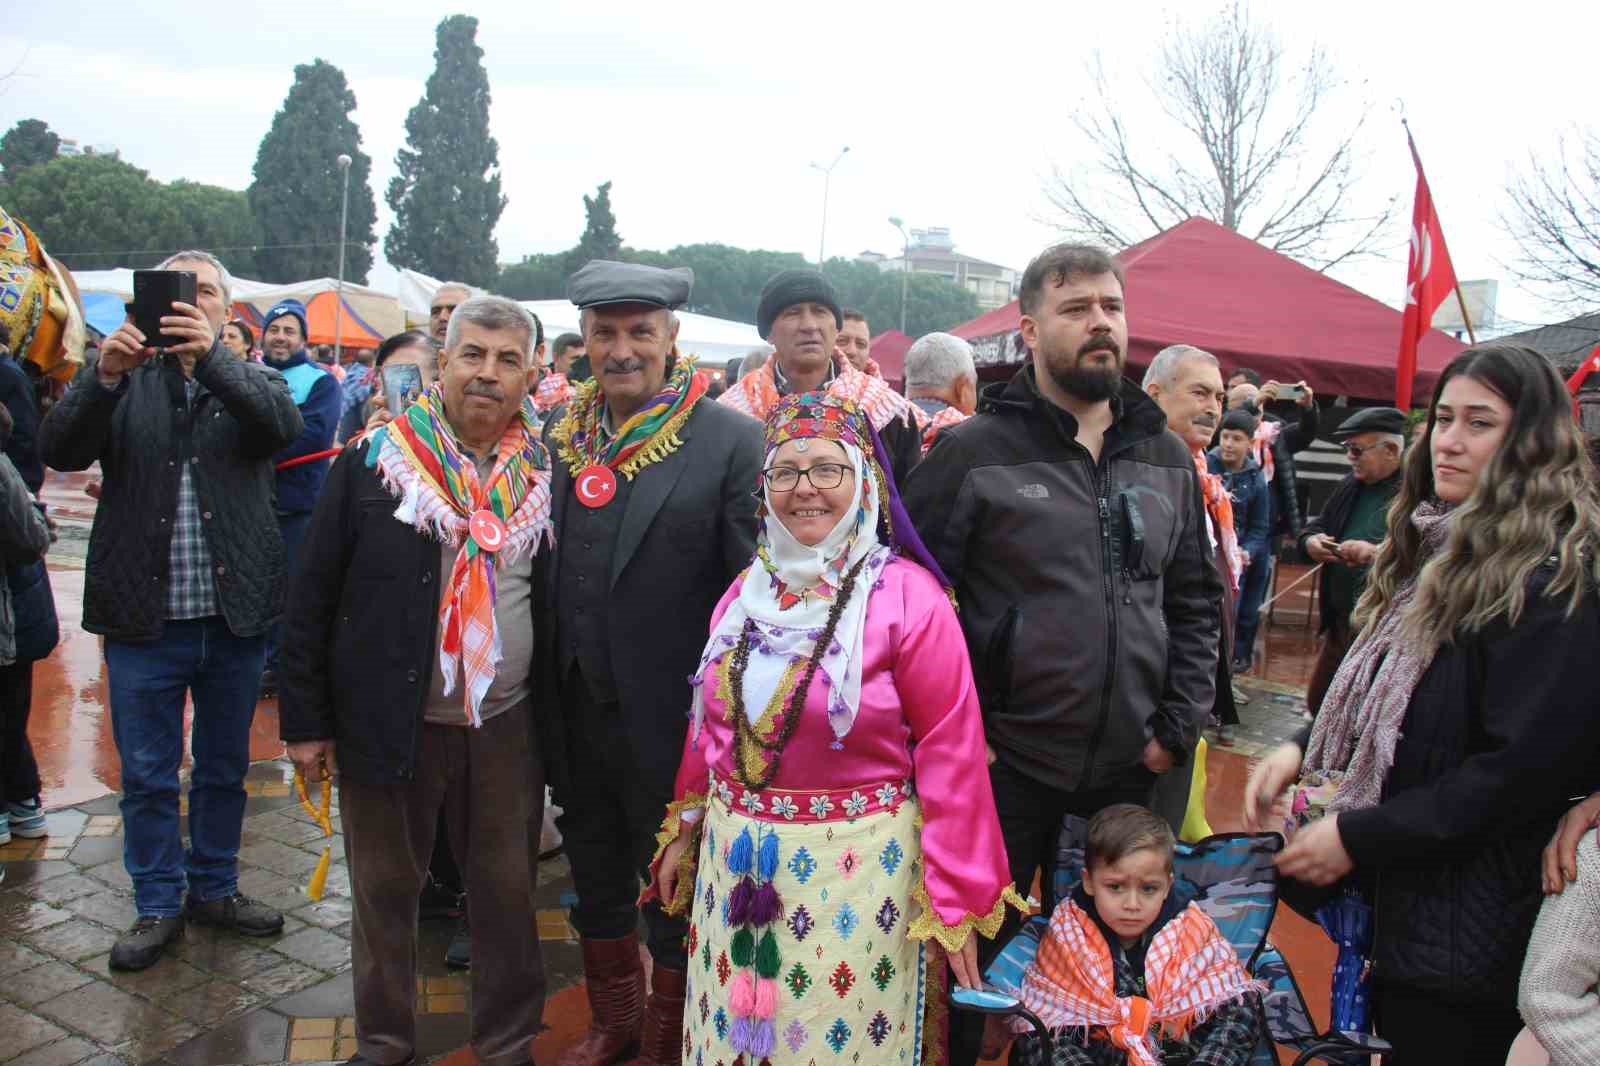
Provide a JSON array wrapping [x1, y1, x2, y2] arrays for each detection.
[[1501, 129, 1600, 311], [1042, 1, 1394, 271]]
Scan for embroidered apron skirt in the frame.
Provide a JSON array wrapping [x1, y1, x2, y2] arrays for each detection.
[[683, 773, 931, 1065]]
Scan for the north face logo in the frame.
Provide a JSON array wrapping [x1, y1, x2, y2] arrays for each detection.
[[1017, 484, 1049, 499]]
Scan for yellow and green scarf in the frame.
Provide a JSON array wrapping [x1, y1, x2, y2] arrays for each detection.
[[550, 354, 708, 479]]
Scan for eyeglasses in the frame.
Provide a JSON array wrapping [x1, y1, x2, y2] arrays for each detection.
[[762, 463, 851, 492], [429, 303, 459, 317], [1345, 442, 1382, 457]]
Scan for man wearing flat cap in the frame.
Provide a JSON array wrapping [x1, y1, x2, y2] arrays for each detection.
[[542, 260, 762, 1066], [721, 268, 924, 479], [1296, 406, 1407, 714]]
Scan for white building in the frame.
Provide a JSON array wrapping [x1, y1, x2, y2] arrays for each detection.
[[859, 227, 1018, 311]]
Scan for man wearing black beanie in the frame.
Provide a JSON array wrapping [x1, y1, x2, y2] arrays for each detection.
[[723, 269, 923, 478]]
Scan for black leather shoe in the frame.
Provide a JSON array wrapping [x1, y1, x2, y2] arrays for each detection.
[[110, 915, 184, 971], [418, 876, 463, 922], [186, 893, 284, 936], [444, 909, 470, 969]]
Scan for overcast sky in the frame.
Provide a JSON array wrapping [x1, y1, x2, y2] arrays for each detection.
[[4, 0, 1596, 331]]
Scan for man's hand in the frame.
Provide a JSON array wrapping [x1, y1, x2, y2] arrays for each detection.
[[1141, 737, 1175, 774], [1305, 533, 1340, 565], [1276, 814, 1354, 885], [286, 740, 337, 784], [365, 391, 393, 432], [1294, 381, 1316, 409], [1334, 540, 1378, 567], [97, 320, 154, 383], [1543, 792, 1600, 893], [160, 301, 216, 367]]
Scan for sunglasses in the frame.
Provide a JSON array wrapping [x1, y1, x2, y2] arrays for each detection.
[[1344, 442, 1383, 457]]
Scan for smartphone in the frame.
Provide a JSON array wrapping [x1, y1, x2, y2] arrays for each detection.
[[383, 363, 424, 416], [126, 270, 197, 349], [1275, 383, 1305, 402]]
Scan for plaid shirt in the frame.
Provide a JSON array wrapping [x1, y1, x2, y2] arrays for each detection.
[[165, 379, 219, 621]]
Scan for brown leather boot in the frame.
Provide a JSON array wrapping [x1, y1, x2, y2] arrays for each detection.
[[554, 933, 644, 1066], [634, 964, 688, 1066]]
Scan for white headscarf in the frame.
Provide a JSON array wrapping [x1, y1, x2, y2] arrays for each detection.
[[689, 438, 893, 746]]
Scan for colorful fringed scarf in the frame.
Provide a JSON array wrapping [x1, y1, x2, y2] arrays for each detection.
[[1252, 418, 1280, 483], [1017, 898, 1260, 1066], [549, 354, 708, 479], [532, 370, 575, 415], [1195, 452, 1243, 594], [721, 353, 919, 434], [920, 405, 968, 453], [365, 386, 553, 725]]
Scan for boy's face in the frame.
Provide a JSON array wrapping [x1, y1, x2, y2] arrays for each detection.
[[1219, 428, 1252, 467], [1083, 848, 1174, 944]]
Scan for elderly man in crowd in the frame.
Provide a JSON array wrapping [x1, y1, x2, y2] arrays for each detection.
[[542, 261, 761, 1066], [281, 295, 552, 1066], [905, 330, 978, 452], [904, 246, 1221, 1066], [429, 282, 473, 343], [1296, 406, 1406, 715], [40, 250, 302, 970], [722, 269, 922, 478]]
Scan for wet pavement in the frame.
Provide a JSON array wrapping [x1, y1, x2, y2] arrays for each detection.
[[4, 470, 1335, 1064]]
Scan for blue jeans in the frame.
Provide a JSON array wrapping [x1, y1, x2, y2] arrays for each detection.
[[265, 510, 312, 674], [106, 618, 267, 917], [1233, 539, 1276, 665]]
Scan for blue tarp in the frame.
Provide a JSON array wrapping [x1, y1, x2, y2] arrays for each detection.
[[81, 290, 126, 337]]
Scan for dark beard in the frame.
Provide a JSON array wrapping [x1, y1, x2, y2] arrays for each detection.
[[1052, 363, 1121, 402]]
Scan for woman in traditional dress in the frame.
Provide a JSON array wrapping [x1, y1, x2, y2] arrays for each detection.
[[648, 391, 1024, 1065]]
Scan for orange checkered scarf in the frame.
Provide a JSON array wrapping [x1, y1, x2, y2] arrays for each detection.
[[1017, 898, 1259, 1066], [1195, 452, 1242, 594], [722, 353, 918, 434]]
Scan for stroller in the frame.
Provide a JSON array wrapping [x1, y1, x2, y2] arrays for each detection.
[[951, 815, 1392, 1065]]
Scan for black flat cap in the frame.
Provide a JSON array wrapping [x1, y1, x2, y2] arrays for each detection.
[[568, 260, 693, 310], [1334, 406, 1408, 440]]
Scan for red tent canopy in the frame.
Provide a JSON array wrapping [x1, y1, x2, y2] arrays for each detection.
[[869, 329, 912, 390], [951, 218, 1466, 403]]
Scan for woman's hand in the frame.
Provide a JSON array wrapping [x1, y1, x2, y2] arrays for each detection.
[[1243, 741, 1303, 831], [655, 820, 696, 904], [948, 932, 982, 990], [1276, 814, 1354, 885], [1542, 791, 1600, 894]]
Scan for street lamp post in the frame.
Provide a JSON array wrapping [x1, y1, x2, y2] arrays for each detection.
[[332, 153, 352, 364], [809, 146, 850, 266], [888, 216, 910, 334]]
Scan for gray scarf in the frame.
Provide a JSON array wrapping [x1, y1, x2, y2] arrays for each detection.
[[1304, 499, 1455, 811]]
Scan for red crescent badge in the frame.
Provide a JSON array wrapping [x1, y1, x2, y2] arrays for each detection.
[[576, 464, 618, 509], [468, 509, 508, 552]]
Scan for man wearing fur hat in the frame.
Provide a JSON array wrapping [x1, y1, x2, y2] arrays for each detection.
[[258, 298, 340, 696], [542, 260, 762, 1065], [721, 269, 923, 479]]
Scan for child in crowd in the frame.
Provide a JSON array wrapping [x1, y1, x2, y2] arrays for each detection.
[[1518, 821, 1600, 1066], [1013, 805, 1261, 1066]]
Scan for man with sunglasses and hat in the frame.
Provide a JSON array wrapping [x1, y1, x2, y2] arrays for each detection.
[[1297, 406, 1406, 715]]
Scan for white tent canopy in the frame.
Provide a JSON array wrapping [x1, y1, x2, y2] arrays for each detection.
[[71, 269, 411, 338], [399, 268, 768, 369]]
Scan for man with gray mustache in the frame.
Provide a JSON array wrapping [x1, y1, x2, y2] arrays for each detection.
[[902, 244, 1222, 1066], [538, 261, 762, 1066]]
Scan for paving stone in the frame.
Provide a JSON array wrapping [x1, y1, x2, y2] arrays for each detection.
[[81, 861, 132, 891], [271, 927, 351, 973], [163, 979, 264, 1027], [173, 932, 283, 980], [0, 896, 74, 934], [4, 1034, 103, 1066], [268, 971, 354, 1017], [63, 892, 139, 931], [81, 952, 212, 999], [290, 897, 352, 929], [236, 840, 320, 880], [0, 939, 52, 977], [107, 1016, 201, 1064], [65, 837, 124, 868], [327, 921, 352, 941], [235, 867, 311, 913], [17, 873, 111, 905], [0, 999, 69, 1058], [164, 1004, 289, 1066], [23, 919, 121, 962], [71, 795, 122, 817], [35, 980, 171, 1045], [1, 959, 95, 1007], [245, 812, 328, 848], [0, 862, 76, 891], [241, 958, 327, 999]]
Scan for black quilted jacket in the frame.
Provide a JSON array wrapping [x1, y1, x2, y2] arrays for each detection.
[[1336, 563, 1600, 1003], [39, 346, 303, 641]]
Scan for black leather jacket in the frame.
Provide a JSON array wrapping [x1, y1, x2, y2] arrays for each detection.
[[39, 346, 302, 641]]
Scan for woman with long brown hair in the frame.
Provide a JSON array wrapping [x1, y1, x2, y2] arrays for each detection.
[[1243, 344, 1600, 1063]]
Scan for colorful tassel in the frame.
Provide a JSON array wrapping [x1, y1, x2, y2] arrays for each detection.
[[729, 970, 756, 1015], [749, 881, 782, 926], [730, 927, 755, 967], [754, 928, 781, 979], [728, 877, 755, 926], [748, 1018, 776, 1059], [728, 827, 754, 876], [757, 829, 779, 880], [753, 977, 778, 1019], [729, 1015, 755, 1053]]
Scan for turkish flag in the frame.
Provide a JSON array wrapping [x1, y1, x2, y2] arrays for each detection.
[[1395, 134, 1460, 411], [1567, 344, 1600, 396]]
